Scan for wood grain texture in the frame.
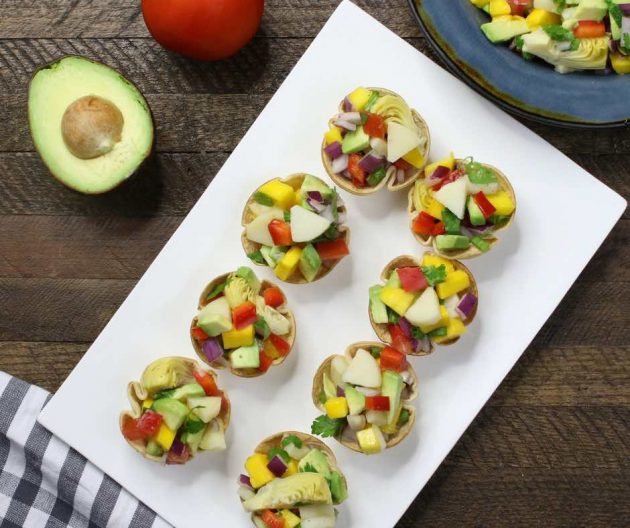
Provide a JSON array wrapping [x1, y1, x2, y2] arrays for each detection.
[[0, 0, 628, 526]]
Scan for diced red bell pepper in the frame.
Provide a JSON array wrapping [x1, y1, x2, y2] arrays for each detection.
[[315, 239, 350, 260], [380, 346, 408, 372], [193, 370, 221, 396], [412, 211, 437, 237], [393, 158, 412, 170], [472, 191, 497, 219], [232, 301, 257, 329], [263, 287, 285, 308], [191, 326, 209, 341], [389, 324, 413, 355], [166, 444, 191, 465], [397, 267, 428, 293], [268, 220, 292, 246], [348, 153, 367, 187], [573, 20, 605, 38], [269, 334, 290, 356], [261, 510, 285, 528], [363, 113, 385, 139], [365, 395, 391, 411], [432, 221, 445, 236], [432, 169, 465, 191], [258, 350, 274, 373]]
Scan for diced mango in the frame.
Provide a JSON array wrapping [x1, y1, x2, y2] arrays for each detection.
[[471, 0, 489, 7], [420, 305, 449, 334], [325, 397, 349, 419], [142, 399, 154, 410], [489, 0, 510, 17], [154, 423, 176, 451], [486, 191, 515, 216], [283, 459, 298, 477], [436, 270, 471, 299], [324, 126, 343, 145], [263, 339, 281, 360], [402, 147, 425, 169], [433, 316, 466, 343], [526, 9, 561, 30], [279, 509, 301, 528], [611, 53, 630, 75], [245, 453, 275, 489], [274, 246, 302, 281], [422, 196, 445, 220], [380, 286, 415, 316], [257, 179, 296, 210], [347, 87, 372, 111], [222, 325, 254, 349], [424, 152, 455, 177], [422, 253, 455, 273], [356, 426, 383, 454]]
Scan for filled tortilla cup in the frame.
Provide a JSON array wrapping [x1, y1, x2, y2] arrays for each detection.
[[310, 342, 418, 455], [322, 86, 431, 196], [238, 431, 348, 527], [241, 173, 350, 284], [369, 254, 479, 356], [190, 267, 296, 378], [408, 156, 516, 259], [120, 356, 230, 464]]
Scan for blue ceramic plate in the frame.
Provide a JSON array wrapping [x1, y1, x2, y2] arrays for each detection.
[[409, 0, 630, 128]]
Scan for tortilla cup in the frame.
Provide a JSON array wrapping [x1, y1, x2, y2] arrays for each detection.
[[120, 356, 230, 463], [241, 173, 350, 284], [311, 341, 418, 454], [369, 254, 479, 355], [408, 160, 516, 259], [322, 87, 431, 196], [190, 272, 296, 378], [244, 431, 348, 526]]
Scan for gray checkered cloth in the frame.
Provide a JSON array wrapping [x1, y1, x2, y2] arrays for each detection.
[[0, 372, 171, 528]]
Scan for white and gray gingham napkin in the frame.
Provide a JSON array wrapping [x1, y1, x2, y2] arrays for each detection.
[[0, 372, 171, 528]]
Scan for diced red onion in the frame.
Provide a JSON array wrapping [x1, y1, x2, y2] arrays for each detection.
[[355, 386, 379, 397], [343, 96, 353, 112], [347, 414, 366, 431], [332, 154, 349, 174], [341, 169, 352, 180], [239, 474, 254, 490], [620, 4, 630, 16], [358, 152, 384, 173], [370, 137, 387, 157], [324, 141, 343, 160], [460, 224, 494, 239], [202, 339, 223, 363], [267, 455, 288, 477], [456, 293, 477, 320], [334, 119, 356, 131], [398, 317, 413, 338], [337, 112, 362, 124], [170, 439, 186, 456], [307, 190, 323, 203], [336, 386, 345, 397], [428, 165, 449, 183], [396, 169, 405, 183], [411, 338, 419, 351], [307, 196, 326, 213]]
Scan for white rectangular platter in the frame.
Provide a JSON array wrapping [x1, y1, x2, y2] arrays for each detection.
[[38, 2, 626, 527]]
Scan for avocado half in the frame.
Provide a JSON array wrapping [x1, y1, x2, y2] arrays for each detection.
[[28, 56, 154, 194]]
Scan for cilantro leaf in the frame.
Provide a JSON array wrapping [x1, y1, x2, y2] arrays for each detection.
[[387, 308, 400, 324], [254, 191, 274, 206], [623, 34, 630, 54], [364, 90, 380, 111], [369, 346, 382, 359], [283, 211, 291, 223], [311, 415, 344, 438], [267, 447, 290, 463], [421, 264, 447, 286], [398, 408, 410, 426], [367, 166, 386, 187], [247, 251, 265, 265], [281, 434, 303, 449], [182, 417, 206, 435], [442, 209, 461, 235], [300, 463, 318, 473], [205, 280, 226, 301], [411, 326, 425, 340], [607, 0, 622, 28], [553, 0, 566, 11], [428, 327, 447, 338], [543, 25, 578, 53], [254, 316, 270, 340]]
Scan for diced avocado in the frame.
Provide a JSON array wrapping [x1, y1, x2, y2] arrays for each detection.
[[341, 125, 370, 154], [181, 425, 206, 454], [369, 285, 389, 324], [159, 383, 205, 402], [298, 448, 332, 479], [329, 471, 348, 503], [230, 344, 260, 369], [323, 372, 337, 400], [299, 244, 322, 282], [386, 270, 401, 288], [610, 11, 621, 41], [572, 0, 608, 22], [145, 440, 164, 457], [261, 245, 287, 267], [481, 17, 529, 44], [198, 419, 226, 451], [235, 266, 261, 295], [435, 234, 471, 250], [467, 196, 486, 226], [344, 384, 366, 415], [187, 396, 222, 423], [151, 398, 189, 431], [301, 174, 333, 200], [197, 297, 233, 337], [381, 371, 404, 426]]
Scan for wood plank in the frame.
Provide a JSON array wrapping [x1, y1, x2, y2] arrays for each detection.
[[0, 216, 627, 280], [0, 1, 420, 39]]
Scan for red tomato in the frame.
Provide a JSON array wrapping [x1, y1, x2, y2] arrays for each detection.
[[315, 239, 350, 260], [573, 20, 606, 38], [191, 326, 208, 341], [259, 350, 274, 373], [389, 324, 413, 355], [412, 211, 436, 237], [397, 267, 428, 293], [268, 220, 292, 246], [232, 301, 257, 329], [363, 113, 385, 139], [348, 153, 367, 187], [136, 410, 163, 437], [193, 369, 221, 396], [121, 418, 145, 441], [261, 510, 285, 528], [269, 334, 290, 356], [141, 0, 264, 61], [263, 287, 284, 308], [432, 221, 446, 236], [365, 395, 391, 411], [507, 0, 530, 16], [380, 346, 407, 372]]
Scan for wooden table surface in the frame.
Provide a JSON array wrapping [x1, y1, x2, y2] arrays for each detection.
[[1, 1, 629, 526]]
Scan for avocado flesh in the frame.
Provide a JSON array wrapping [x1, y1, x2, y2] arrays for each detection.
[[28, 56, 153, 194]]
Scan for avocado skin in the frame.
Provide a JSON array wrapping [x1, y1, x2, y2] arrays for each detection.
[[28, 55, 155, 195]]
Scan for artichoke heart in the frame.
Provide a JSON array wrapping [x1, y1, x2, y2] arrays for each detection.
[[224, 277, 258, 308], [371, 94, 419, 136], [242, 473, 332, 512], [141, 358, 194, 395], [256, 298, 291, 335]]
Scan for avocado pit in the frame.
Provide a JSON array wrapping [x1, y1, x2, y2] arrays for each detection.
[[61, 95, 124, 160]]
